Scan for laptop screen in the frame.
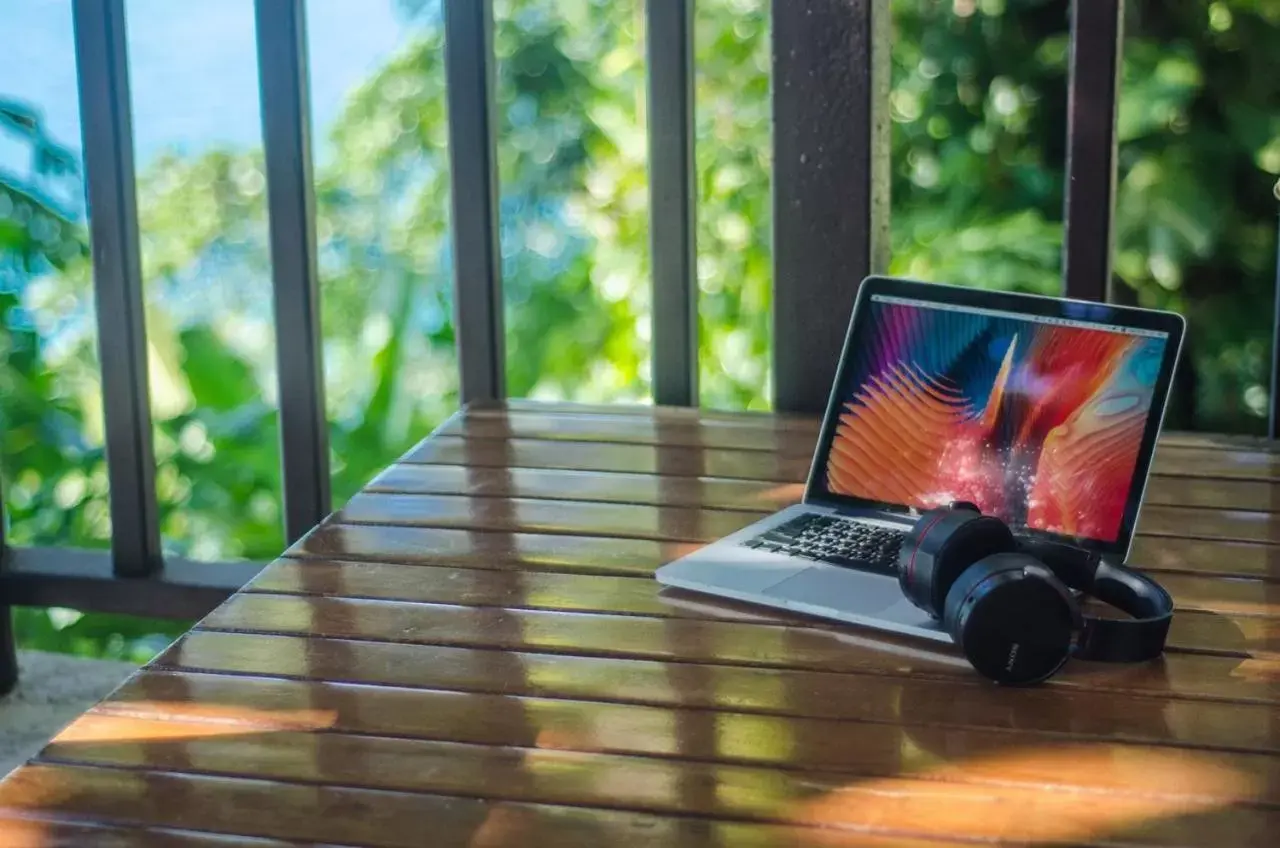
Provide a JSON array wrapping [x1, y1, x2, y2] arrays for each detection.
[[816, 292, 1171, 546]]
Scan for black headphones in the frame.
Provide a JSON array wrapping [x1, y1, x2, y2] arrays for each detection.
[[897, 501, 1174, 685]]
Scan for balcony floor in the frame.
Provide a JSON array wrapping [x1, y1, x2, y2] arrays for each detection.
[[0, 651, 137, 779]]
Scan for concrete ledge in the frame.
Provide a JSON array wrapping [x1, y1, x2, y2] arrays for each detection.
[[0, 651, 138, 779]]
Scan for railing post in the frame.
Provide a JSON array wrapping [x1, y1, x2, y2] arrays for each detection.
[[444, 0, 505, 403], [771, 0, 891, 415], [1269, 215, 1280, 439], [72, 0, 163, 576], [255, 0, 332, 543], [1061, 0, 1124, 302], [648, 0, 698, 407], [0, 476, 16, 695]]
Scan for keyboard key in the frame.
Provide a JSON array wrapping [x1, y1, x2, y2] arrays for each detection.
[[741, 515, 905, 575]]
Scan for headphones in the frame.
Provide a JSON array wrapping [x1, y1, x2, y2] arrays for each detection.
[[897, 501, 1174, 685]]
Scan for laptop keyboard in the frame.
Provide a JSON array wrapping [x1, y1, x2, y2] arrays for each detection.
[[740, 514, 906, 576]]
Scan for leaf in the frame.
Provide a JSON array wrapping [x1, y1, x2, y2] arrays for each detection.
[[177, 326, 261, 412]]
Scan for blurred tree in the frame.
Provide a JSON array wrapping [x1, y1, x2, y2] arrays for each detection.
[[1, 101, 186, 659], [0, 0, 1276, 660]]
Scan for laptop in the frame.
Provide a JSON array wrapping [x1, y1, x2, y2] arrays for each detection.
[[655, 276, 1186, 643]]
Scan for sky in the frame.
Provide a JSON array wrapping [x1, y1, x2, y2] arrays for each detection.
[[0, 0, 408, 174]]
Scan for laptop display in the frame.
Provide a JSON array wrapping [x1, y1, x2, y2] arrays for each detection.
[[816, 292, 1171, 546]]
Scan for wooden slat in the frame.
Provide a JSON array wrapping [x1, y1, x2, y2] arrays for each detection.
[[159, 631, 1280, 755], [335, 491, 1280, 553], [1157, 573, 1280, 617], [367, 464, 804, 512], [338, 487, 1280, 572], [483, 398, 824, 433], [289, 525, 693, 576], [400, 438, 1280, 543], [0, 763, 906, 848], [440, 407, 1280, 475], [9, 400, 1280, 845], [1151, 447, 1280, 481], [100, 671, 1280, 790], [252, 560, 1280, 645], [410, 417, 1280, 522], [197, 594, 1278, 704], [1160, 432, 1280, 453], [1139, 506, 1280, 544], [292, 521, 1280, 583], [1130, 536, 1280, 581], [252, 559, 788, 623], [439, 409, 818, 455], [402, 436, 813, 482], [368, 463, 1280, 518], [333, 493, 756, 543], [1146, 476, 1280, 513], [35, 712, 1280, 845], [0, 817, 302, 847], [475, 400, 1280, 453], [449, 409, 1280, 476]]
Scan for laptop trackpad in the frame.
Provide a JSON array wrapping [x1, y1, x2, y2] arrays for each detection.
[[764, 567, 903, 615]]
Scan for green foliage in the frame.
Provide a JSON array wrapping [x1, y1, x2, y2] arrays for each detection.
[[0, 0, 1277, 661]]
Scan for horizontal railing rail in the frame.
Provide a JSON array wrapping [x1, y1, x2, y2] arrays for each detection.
[[1, 0, 1277, 693]]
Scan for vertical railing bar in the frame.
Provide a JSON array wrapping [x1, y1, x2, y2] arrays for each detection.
[[648, 0, 698, 407], [443, 0, 505, 403], [1061, 0, 1124, 303], [772, 0, 890, 414], [72, 0, 162, 577], [0, 473, 15, 694], [254, 0, 331, 543], [1268, 218, 1280, 439]]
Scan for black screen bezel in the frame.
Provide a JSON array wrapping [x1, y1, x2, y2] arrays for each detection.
[[804, 276, 1186, 559]]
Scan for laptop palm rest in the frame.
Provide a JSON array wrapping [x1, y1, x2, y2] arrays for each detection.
[[763, 567, 902, 615]]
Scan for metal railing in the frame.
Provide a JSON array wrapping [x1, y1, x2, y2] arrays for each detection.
[[0, 0, 1274, 691]]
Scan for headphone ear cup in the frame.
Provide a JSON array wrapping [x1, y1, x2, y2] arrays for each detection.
[[899, 510, 1017, 618], [944, 553, 1079, 685]]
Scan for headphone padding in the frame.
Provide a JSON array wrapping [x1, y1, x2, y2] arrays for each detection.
[[943, 552, 1078, 685], [899, 510, 1017, 618]]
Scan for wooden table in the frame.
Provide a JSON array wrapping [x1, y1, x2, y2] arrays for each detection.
[[0, 400, 1278, 846]]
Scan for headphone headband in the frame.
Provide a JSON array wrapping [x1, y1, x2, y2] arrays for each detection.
[[1017, 538, 1173, 663]]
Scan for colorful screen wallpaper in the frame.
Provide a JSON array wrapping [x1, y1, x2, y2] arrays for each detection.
[[822, 298, 1168, 543]]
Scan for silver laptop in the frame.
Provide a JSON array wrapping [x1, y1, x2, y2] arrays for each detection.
[[655, 276, 1186, 643]]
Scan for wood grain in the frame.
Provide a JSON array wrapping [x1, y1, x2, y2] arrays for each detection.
[[1139, 506, 1280, 544], [367, 464, 803, 512], [437, 405, 1280, 481], [389, 441, 1280, 554], [402, 436, 814, 482], [35, 712, 1280, 845], [369, 462, 1280, 515], [362, 469, 1280, 550], [0, 817, 303, 847], [250, 560, 1280, 654], [438, 409, 819, 455], [97, 670, 1280, 794], [259, 558, 1280, 619], [6, 400, 1280, 847], [1145, 476, 1280, 513], [481, 402, 1280, 456], [293, 519, 1280, 584], [333, 493, 756, 543], [1151, 447, 1280, 481], [483, 398, 825, 433], [0, 763, 927, 848], [288, 524, 692, 576], [1130, 536, 1280, 581], [158, 631, 1280, 754], [463, 401, 1280, 454], [197, 594, 1279, 703]]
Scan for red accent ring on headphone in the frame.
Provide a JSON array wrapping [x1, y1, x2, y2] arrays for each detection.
[[905, 510, 951, 586]]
